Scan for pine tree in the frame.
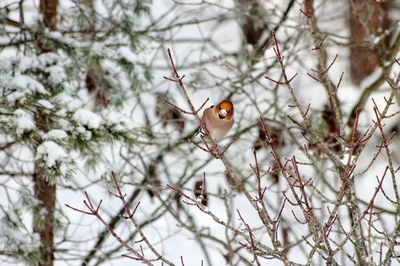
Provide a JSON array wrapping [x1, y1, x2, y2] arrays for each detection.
[[0, 1, 150, 264]]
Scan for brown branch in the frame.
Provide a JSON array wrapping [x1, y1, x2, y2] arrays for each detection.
[[268, 32, 344, 170], [65, 192, 154, 265]]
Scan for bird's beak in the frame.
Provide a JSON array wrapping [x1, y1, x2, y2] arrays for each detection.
[[218, 109, 227, 119]]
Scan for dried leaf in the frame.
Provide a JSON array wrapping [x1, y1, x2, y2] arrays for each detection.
[[322, 105, 342, 153], [146, 159, 161, 199], [253, 119, 285, 151], [85, 64, 110, 108], [155, 101, 185, 134], [194, 180, 208, 206]]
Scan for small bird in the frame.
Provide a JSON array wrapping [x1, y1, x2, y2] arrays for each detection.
[[201, 99, 234, 141]]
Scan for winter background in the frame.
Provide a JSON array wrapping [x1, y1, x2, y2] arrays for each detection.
[[1, 0, 400, 265]]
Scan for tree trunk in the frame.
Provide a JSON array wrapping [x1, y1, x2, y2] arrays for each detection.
[[349, 0, 391, 84], [33, 1, 58, 265], [33, 110, 56, 266], [40, 0, 58, 31], [33, 171, 56, 266]]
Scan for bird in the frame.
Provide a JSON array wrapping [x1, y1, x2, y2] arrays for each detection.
[[201, 99, 234, 141]]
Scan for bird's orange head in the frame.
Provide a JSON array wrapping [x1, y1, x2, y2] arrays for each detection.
[[216, 100, 234, 120]]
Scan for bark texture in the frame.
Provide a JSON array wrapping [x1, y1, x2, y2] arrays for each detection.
[[33, 1, 59, 265], [349, 0, 391, 84]]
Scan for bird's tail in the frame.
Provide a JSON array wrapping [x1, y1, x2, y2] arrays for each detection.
[[183, 126, 201, 141]]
